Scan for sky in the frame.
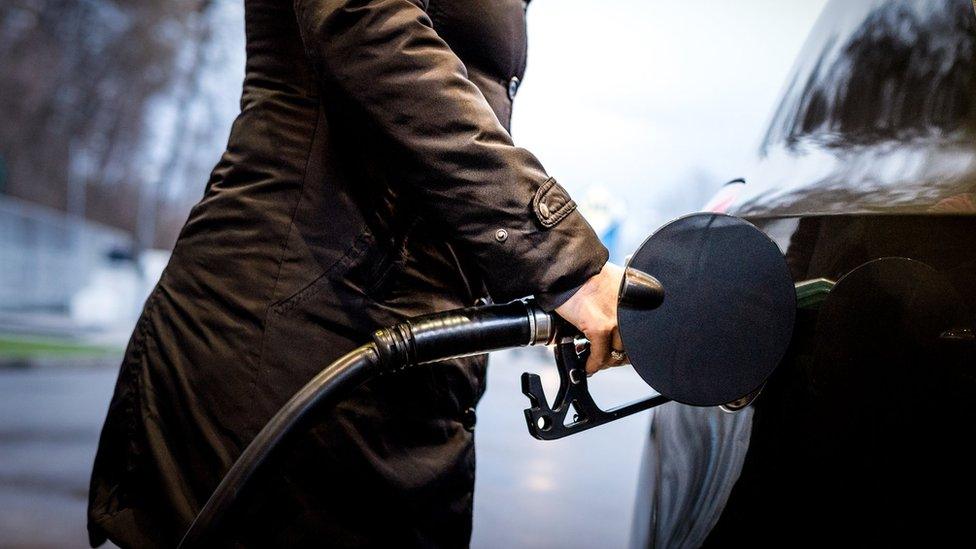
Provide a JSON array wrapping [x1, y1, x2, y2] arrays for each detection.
[[512, 0, 828, 256]]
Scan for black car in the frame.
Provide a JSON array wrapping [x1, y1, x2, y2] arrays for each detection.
[[632, 1, 976, 546]]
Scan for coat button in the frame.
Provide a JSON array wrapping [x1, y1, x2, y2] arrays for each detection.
[[494, 228, 508, 242], [507, 76, 520, 100], [538, 201, 551, 218], [462, 407, 477, 432]]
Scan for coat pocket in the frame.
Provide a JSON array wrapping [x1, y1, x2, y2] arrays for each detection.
[[269, 229, 371, 317], [269, 223, 406, 317]]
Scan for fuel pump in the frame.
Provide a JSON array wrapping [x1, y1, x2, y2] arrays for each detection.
[[178, 212, 797, 547]]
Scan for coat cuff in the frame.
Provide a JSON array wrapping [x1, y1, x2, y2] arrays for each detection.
[[538, 281, 586, 312], [523, 205, 608, 312], [531, 235, 607, 312], [472, 177, 608, 311]]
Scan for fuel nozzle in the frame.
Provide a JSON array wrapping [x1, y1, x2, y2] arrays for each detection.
[[619, 267, 665, 310]]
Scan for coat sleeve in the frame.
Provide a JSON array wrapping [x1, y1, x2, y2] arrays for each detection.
[[293, 0, 609, 310]]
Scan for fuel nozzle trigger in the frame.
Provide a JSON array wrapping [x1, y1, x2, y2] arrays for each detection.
[[521, 324, 669, 441]]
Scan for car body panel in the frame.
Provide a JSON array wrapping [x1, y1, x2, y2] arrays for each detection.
[[731, 0, 976, 217], [632, 2, 976, 547]]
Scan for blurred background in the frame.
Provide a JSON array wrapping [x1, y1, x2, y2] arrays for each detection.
[[0, 0, 824, 547]]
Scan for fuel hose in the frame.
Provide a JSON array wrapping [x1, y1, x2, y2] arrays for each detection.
[[178, 300, 553, 548]]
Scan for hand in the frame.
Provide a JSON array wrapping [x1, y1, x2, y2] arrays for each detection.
[[554, 262, 627, 375]]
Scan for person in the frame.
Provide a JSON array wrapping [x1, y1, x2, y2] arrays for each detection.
[[88, 0, 625, 546]]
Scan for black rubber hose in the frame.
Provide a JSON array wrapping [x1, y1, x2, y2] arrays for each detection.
[[372, 300, 546, 366], [179, 301, 549, 547], [178, 344, 381, 548]]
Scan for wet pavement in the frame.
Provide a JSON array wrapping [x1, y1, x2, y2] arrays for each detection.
[[0, 348, 653, 548], [0, 365, 120, 548], [472, 348, 653, 549]]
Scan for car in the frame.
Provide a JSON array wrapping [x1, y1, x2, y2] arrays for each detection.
[[631, 1, 976, 547]]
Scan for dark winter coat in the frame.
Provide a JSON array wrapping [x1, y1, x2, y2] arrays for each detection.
[[88, 0, 607, 546]]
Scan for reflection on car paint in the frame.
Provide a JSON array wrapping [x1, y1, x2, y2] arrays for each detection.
[[731, 0, 976, 217]]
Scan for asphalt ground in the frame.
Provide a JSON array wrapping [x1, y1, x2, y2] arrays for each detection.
[[0, 347, 652, 548]]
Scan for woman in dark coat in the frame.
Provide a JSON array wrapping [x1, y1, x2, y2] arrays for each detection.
[[88, 0, 620, 546]]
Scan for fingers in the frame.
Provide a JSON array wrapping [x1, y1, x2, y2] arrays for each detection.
[[607, 328, 629, 367], [585, 325, 627, 374], [554, 261, 629, 376], [586, 326, 630, 375], [585, 326, 610, 375], [611, 329, 625, 358]]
